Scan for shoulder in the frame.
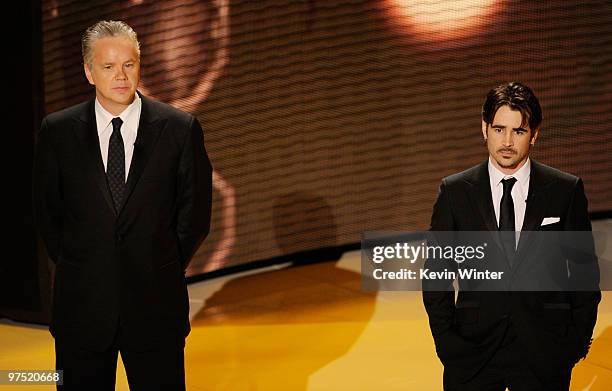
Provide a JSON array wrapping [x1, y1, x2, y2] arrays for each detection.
[[43, 100, 90, 128], [140, 95, 204, 149], [440, 162, 486, 188], [141, 95, 197, 127], [39, 100, 92, 146], [531, 159, 581, 188]]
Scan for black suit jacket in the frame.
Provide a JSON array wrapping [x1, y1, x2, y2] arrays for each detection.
[[423, 159, 601, 386], [33, 91, 212, 352]]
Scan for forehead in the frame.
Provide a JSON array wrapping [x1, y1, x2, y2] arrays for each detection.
[[492, 105, 528, 129], [92, 36, 138, 60]]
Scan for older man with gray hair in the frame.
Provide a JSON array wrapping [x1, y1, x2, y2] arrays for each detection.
[[33, 20, 213, 390]]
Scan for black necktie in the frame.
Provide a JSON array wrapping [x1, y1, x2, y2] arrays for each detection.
[[107, 117, 125, 213], [499, 177, 517, 265]]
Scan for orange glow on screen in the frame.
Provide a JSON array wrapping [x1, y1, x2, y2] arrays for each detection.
[[384, 0, 503, 46]]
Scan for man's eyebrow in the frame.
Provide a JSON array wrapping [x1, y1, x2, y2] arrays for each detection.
[[102, 59, 136, 65], [490, 124, 528, 131]]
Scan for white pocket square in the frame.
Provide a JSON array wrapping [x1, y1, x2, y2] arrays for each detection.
[[541, 217, 560, 226]]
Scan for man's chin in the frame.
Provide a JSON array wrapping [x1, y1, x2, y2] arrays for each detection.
[[111, 92, 136, 104], [494, 155, 517, 168], [495, 156, 529, 170]]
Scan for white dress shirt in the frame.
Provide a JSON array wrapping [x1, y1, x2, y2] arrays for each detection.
[[488, 157, 531, 246], [94, 93, 142, 182]]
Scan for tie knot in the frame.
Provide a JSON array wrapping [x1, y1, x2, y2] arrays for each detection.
[[111, 117, 123, 130], [501, 177, 517, 192]]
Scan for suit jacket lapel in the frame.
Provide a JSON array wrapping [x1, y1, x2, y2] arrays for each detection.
[[468, 164, 497, 232], [512, 159, 552, 272], [118, 92, 165, 219], [73, 98, 117, 216], [466, 161, 505, 256], [72, 92, 166, 219]]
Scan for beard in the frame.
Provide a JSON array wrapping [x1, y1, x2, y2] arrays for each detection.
[[495, 149, 527, 169]]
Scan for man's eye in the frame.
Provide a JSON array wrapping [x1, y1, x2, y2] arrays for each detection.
[[125, 63, 133, 68], [494, 128, 503, 133], [104, 66, 112, 69], [514, 130, 525, 135]]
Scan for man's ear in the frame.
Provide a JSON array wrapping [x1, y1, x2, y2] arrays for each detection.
[[84, 63, 95, 86], [530, 128, 539, 146], [481, 120, 488, 141]]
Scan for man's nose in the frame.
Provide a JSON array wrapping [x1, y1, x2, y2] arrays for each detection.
[[115, 68, 127, 80], [503, 132, 513, 146]]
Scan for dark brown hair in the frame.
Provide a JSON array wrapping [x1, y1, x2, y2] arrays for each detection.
[[482, 82, 542, 132]]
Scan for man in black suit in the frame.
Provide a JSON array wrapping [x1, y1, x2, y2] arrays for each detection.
[[33, 20, 212, 390], [423, 82, 600, 390]]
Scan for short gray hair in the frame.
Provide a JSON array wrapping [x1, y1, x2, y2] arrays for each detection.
[[82, 20, 140, 68]]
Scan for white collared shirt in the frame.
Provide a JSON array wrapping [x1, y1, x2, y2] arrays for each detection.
[[94, 93, 142, 182], [488, 157, 531, 245]]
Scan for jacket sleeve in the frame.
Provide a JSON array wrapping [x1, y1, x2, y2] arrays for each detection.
[[422, 180, 474, 363], [32, 117, 63, 264], [423, 180, 456, 336], [564, 178, 601, 363], [175, 115, 213, 271]]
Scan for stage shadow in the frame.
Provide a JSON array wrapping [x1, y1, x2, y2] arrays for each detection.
[[571, 326, 612, 390], [188, 192, 377, 390]]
